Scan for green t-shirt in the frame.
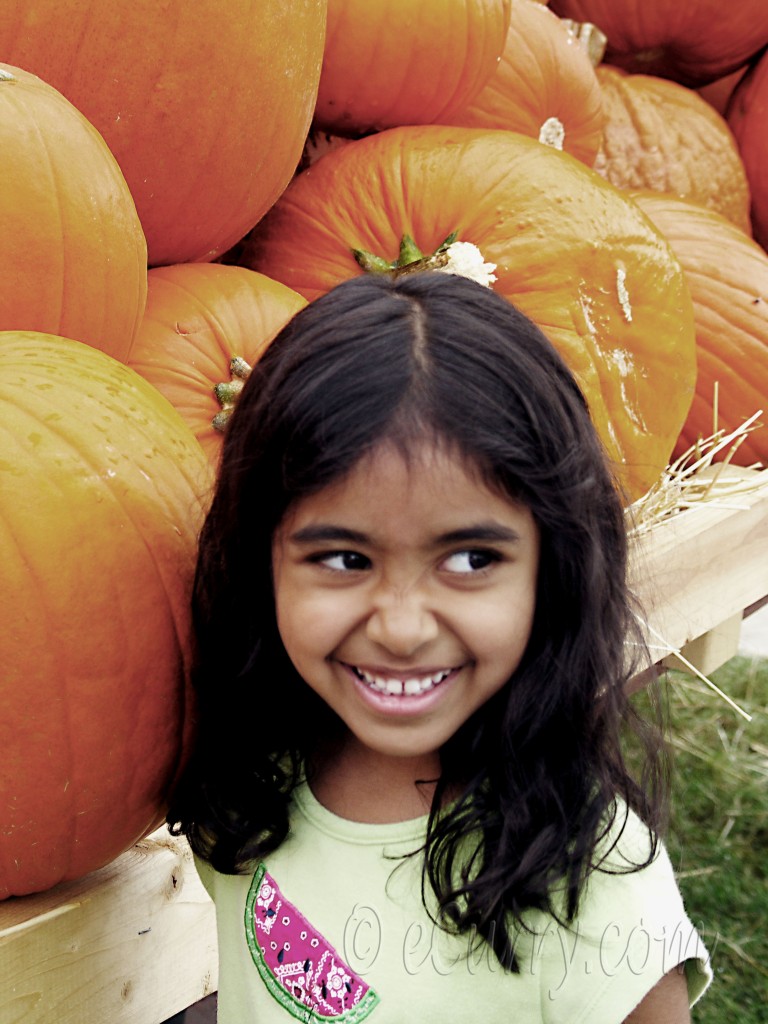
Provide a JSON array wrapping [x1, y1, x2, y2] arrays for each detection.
[[196, 783, 711, 1023]]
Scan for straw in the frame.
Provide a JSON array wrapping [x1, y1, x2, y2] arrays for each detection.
[[627, 395, 765, 720]]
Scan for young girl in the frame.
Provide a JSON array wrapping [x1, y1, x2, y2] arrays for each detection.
[[169, 271, 711, 1023]]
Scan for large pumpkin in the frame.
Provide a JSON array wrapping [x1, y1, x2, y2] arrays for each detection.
[[727, 48, 768, 252], [632, 191, 768, 467], [313, 0, 511, 135], [239, 125, 697, 501], [127, 264, 306, 463], [548, 0, 768, 87], [0, 0, 327, 267], [0, 333, 212, 899], [594, 65, 751, 234], [447, 0, 605, 167], [0, 63, 146, 357]]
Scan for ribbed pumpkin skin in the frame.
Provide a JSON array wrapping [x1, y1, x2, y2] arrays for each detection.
[[447, 0, 605, 167], [548, 0, 768, 87], [241, 126, 697, 501], [727, 49, 768, 252], [127, 264, 306, 463], [0, 334, 212, 899], [594, 66, 751, 235], [632, 192, 768, 467], [313, 0, 511, 135], [0, 0, 327, 267], [0, 64, 147, 358]]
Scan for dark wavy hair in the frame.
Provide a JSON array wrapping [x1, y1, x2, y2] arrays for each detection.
[[168, 271, 668, 970]]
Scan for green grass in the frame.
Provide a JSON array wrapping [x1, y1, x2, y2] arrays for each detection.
[[633, 655, 768, 1023]]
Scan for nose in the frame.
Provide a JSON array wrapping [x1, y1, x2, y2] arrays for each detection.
[[365, 586, 439, 657]]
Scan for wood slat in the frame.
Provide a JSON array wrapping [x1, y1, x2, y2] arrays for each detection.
[[0, 832, 217, 1024]]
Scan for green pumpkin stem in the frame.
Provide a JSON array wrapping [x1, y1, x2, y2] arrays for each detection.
[[398, 235, 424, 265], [352, 231, 459, 277], [212, 355, 253, 432], [351, 249, 393, 274]]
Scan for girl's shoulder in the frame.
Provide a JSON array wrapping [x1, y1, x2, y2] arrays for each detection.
[[516, 800, 713, 1019]]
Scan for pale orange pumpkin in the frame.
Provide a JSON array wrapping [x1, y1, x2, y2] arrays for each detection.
[[313, 0, 511, 135], [0, 63, 146, 357], [0, 332, 212, 899], [548, 0, 768, 87], [127, 264, 306, 463], [447, 0, 605, 167], [594, 65, 751, 235], [632, 191, 768, 467], [0, 0, 327, 266], [239, 125, 697, 501]]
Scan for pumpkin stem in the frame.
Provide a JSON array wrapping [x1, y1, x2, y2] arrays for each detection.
[[352, 232, 497, 288], [212, 355, 252, 431], [353, 231, 458, 276], [539, 116, 565, 151], [559, 20, 608, 67]]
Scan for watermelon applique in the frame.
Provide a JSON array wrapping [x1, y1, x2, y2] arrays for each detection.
[[245, 864, 380, 1021]]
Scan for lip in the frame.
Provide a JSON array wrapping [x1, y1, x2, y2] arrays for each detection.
[[339, 661, 462, 716]]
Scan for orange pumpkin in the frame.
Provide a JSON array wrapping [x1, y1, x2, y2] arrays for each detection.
[[313, 0, 511, 135], [594, 65, 751, 235], [0, 0, 327, 267], [0, 333, 211, 899], [697, 66, 748, 117], [727, 48, 768, 252], [548, 0, 768, 87], [447, 0, 605, 167], [127, 264, 306, 463], [0, 63, 146, 358], [239, 125, 697, 501], [632, 192, 768, 467]]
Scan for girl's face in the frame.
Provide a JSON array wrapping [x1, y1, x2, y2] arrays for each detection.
[[271, 441, 539, 793]]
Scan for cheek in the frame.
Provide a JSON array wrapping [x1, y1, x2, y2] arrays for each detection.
[[274, 585, 345, 655], [470, 592, 536, 661]]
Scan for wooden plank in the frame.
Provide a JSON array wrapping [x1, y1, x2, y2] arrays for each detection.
[[661, 611, 744, 676], [629, 472, 768, 665], [0, 830, 217, 1024]]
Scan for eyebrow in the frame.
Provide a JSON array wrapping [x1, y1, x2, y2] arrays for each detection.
[[289, 525, 370, 545], [288, 522, 522, 546]]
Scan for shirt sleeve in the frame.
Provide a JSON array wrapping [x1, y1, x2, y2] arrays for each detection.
[[527, 808, 712, 1024]]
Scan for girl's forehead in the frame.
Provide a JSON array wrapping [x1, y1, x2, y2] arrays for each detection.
[[278, 439, 531, 532]]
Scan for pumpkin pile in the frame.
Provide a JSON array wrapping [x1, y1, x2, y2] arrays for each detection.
[[0, 0, 766, 899]]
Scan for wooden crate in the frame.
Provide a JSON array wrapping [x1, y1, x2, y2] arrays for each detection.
[[1, 472, 767, 1023], [629, 470, 768, 673], [0, 830, 216, 1024]]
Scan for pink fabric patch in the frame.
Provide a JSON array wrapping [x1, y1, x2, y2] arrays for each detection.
[[248, 867, 376, 1018]]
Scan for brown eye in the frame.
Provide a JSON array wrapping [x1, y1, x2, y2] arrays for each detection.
[[442, 549, 500, 574], [315, 550, 371, 572]]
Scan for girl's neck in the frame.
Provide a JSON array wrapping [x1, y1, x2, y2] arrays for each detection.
[[308, 738, 440, 824]]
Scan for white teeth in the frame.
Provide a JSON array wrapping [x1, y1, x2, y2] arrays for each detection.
[[354, 666, 452, 696]]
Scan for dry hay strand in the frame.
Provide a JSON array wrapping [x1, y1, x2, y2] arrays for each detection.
[[627, 408, 766, 538]]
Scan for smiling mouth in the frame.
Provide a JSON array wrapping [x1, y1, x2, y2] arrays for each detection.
[[349, 665, 455, 697]]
